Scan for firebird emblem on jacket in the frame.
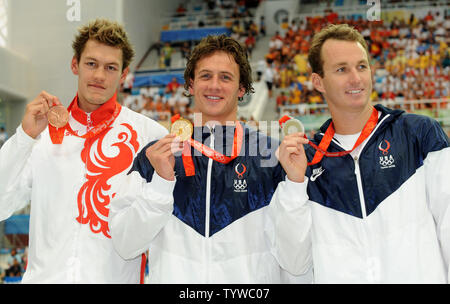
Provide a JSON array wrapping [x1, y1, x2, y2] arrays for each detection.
[[76, 123, 139, 238]]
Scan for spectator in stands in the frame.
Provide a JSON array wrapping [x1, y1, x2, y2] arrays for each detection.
[[175, 3, 187, 17], [122, 71, 134, 94], [231, 19, 244, 41], [259, 15, 266, 36], [180, 41, 191, 64], [5, 258, 22, 278], [286, 23, 450, 283], [244, 32, 256, 56], [256, 58, 266, 82], [442, 50, 450, 69], [0, 248, 22, 281], [0, 18, 168, 283], [21, 248, 28, 273], [264, 58, 275, 98], [6, 248, 21, 270], [165, 77, 181, 94], [109, 34, 312, 284], [276, 91, 288, 111], [161, 42, 174, 69]]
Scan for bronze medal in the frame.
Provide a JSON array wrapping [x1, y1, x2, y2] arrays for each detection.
[[48, 105, 69, 128], [282, 118, 305, 136], [170, 118, 193, 141]]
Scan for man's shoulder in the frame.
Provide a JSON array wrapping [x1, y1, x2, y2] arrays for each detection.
[[382, 110, 449, 153]]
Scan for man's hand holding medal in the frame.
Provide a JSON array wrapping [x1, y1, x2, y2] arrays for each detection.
[[22, 91, 68, 139], [278, 116, 309, 183], [145, 115, 193, 181]]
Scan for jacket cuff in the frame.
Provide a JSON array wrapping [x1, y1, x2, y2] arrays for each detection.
[[17, 124, 40, 147], [285, 175, 309, 191], [143, 171, 176, 198], [279, 176, 309, 211]]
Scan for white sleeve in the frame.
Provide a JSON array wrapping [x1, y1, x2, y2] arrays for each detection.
[[265, 176, 312, 276], [0, 125, 36, 221], [109, 170, 175, 260], [425, 147, 450, 282]]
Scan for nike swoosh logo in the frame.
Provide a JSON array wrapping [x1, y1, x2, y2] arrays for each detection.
[[310, 168, 325, 182]]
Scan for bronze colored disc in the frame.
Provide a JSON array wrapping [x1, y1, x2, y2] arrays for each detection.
[[282, 118, 305, 136], [48, 105, 69, 128], [170, 118, 193, 141]]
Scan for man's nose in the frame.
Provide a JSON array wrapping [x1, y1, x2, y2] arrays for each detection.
[[208, 75, 221, 90], [349, 68, 362, 84], [93, 67, 106, 81]]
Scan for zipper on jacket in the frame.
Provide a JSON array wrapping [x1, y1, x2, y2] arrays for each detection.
[[86, 113, 93, 132], [205, 128, 214, 237], [204, 126, 214, 282], [72, 118, 92, 283], [353, 155, 367, 218]]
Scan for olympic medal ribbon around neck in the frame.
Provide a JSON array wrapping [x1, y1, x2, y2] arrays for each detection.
[[49, 93, 121, 144], [172, 115, 244, 177], [279, 107, 379, 166]]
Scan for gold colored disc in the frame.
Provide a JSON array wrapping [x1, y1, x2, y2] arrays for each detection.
[[170, 118, 193, 141]]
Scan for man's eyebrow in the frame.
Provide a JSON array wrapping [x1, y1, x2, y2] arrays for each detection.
[[84, 57, 120, 66], [197, 69, 235, 76], [332, 59, 369, 67]]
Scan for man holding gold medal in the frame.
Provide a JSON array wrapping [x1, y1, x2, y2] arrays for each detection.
[[0, 19, 167, 283], [109, 35, 313, 283]]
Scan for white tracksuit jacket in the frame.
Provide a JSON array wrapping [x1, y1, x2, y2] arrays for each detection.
[[0, 98, 167, 283]]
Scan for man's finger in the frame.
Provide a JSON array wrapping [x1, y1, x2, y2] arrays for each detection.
[[150, 134, 177, 150]]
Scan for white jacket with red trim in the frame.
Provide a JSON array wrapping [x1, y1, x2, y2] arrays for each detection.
[[0, 98, 168, 283]]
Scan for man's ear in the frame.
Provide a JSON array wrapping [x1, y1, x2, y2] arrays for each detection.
[[311, 72, 325, 93], [120, 67, 130, 84], [238, 86, 246, 99], [188, 79, 194, 96], [71, 57, 79, 75]]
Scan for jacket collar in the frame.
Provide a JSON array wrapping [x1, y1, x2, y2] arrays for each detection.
[[70, 92, 118, 126], [316, 104, 404, 141]]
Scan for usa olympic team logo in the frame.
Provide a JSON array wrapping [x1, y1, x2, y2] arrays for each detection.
[[378, 140, 395, 169], [233, 163, 247, 192]]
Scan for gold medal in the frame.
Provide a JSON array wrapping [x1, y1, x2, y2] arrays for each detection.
[[48, 105, 69, 128], [282, 118, 305, 136], [171, 118, 193, 141]]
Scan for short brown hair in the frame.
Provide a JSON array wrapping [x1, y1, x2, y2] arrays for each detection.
[[184, 34, 254, 95], [308, 24, 369, 77], [72, 18, 135, 70]]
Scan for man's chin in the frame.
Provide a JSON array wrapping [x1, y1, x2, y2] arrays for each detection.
[[87, 93, 112, 105]]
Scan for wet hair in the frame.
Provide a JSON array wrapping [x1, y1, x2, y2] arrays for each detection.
[[184, 34, 254, 95], [72, 18, 135, 70], [308, 24, 369, 77]]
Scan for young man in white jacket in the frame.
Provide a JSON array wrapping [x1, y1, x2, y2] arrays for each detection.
[[0, 18, 167, 283], [109, 35, 312, 283]]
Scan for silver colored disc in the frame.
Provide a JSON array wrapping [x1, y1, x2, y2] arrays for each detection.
[[282, 118, 305, 136]]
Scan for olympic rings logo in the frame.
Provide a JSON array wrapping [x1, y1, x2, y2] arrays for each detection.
[[234, 179, 247, 191], [379, 156, 395, 167]]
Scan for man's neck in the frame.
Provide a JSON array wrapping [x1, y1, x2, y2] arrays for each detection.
[[331, 104, 374, 135], [193, 113, 237, 127], [77, 95, 101, 113]]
